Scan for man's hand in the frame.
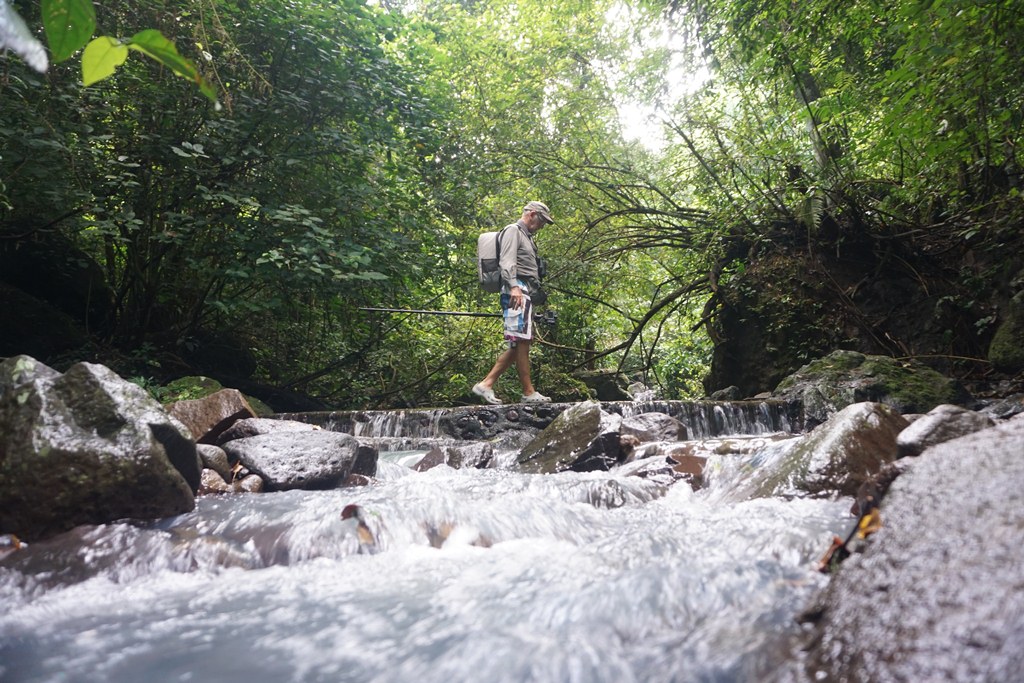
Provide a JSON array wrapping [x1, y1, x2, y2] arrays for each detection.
[[510, 286, 525, 310]]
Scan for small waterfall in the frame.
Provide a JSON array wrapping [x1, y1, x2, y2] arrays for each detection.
[[333, 408, 449, 439], [279, 399, 803, 446], [611, 400, 801, 438]]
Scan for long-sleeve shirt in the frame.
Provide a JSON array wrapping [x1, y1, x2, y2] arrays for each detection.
[[498, 221, 540, 287]]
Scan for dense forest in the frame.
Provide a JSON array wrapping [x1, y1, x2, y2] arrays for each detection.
[[2, 0, 1022, 410]]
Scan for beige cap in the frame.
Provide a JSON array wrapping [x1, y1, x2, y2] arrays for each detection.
[[523, 201, 554, 224]]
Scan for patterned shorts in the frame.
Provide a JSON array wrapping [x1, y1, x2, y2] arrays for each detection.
[[501, 282, 533, 344]]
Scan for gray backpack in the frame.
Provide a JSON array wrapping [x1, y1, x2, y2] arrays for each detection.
[[476, 225, 509, 293]]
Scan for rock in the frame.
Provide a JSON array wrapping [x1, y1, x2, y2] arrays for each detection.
[[979, 393, 1024, 420], [896, 404, 995, 457], [772, 350, 963, 426], [199, 468, 232, 495], [352, 443, 379, 477], [166, 389, 257, 444], [196, 444, 232, 480], [0, 353, 60, 395], [575, 369, 631, 401], [231, 474, 264, 493], [799, 418, 1024, 682], [620, 412, 688, 442], [220, 431, 368, 491], [752, 402, 909, 498], [160, 376, 225, 403], [412, 442, 492, 471], [626, 382, 656, 401], [414, 447, 448, 471], [448, 442, 493, 469], [709, 385, 742, 401], [518, 400, 623, 474], [216, 417, 320, 444], [0, 356, 196, 542], [988, 291, 1024, 372], [666, 453, 706, 489]]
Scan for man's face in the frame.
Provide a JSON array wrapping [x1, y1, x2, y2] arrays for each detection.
[[528, 211, 551, 232]]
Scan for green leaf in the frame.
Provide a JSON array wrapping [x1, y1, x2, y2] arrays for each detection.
[[81, 36, 128, 86], [41, 0, 96, 63], [128, 29, 218, 103]]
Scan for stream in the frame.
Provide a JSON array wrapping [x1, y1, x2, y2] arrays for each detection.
[[0, 403, 851, 683]]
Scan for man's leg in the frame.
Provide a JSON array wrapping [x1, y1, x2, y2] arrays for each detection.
[[513, 340, 535, 396], [478, 345, 516, 390]]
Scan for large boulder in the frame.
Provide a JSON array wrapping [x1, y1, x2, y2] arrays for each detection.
[[751, 402, 908, 498], [772, 350, 963, 426], [896, 404, 995, 457], [620, 412, 688, 442], [220, 431, 372, 491], [167, 389, 257, 444], [575, 369, 631, 401], [799, 418, 1024, 681], [517, 400, 623, 474], [216, 417, 320, 444], [0, 356, 197, 542], [988, 291, 1024, 373]]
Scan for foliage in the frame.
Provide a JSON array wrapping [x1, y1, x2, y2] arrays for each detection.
[[4, 0, 1022, 408], [1, 0, 215, 100]]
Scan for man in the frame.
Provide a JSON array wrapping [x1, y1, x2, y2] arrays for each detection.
[[472, 201, 554, 405]]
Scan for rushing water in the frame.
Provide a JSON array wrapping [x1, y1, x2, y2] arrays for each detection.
[[0, 418, 850, 683]]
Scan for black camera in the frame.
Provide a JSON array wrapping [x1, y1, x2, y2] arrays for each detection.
[[534, 309, 558, 326]]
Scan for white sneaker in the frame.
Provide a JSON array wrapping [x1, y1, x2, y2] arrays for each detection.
[[521, 391, 551, 403], [472, 383, 503, 405]]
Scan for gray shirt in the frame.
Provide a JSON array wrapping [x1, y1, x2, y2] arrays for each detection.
[[498, 221, 540, 287]]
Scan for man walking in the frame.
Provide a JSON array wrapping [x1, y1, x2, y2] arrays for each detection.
[[472, 201, 554, 405]]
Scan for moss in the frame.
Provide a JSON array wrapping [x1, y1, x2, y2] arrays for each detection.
[[776, 351, 866, 391], [988, 295, 1024, 372], [878, 363, 957, 411], [160, 376, 224, 404], [775, 350, 958, 416]]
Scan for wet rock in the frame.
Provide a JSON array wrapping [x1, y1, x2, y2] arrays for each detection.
[[620, 412, 689, 442], [199, 468, 232, 495], [221, 431, 366, 491], [896, 404, 994, 457], [752, 402, 908, 498], [800, 418, 1024, 682], [197, 444, 232, 480], [167, 389, 257, 444], [414, 443, 494, 471], [709, 385, 742, 400], [231, 474, 264, 493], [666, 453, 706, 488], [772, 350, 963, 426], [518, 400, 623, 474], [0, 356, 196, 542], [216, 417, 320, 444], [352, 443, 379, 477], [619, 433, 643, 461], [414, 447, 448, 471], [979, 393, 1024, 420]]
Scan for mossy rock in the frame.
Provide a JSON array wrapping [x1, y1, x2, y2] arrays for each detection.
[[160, 375, 274, 416], [161, 376, 225, 404], [988, 293, 1024, 373], [773, 350, 962, 425], [533, 369, 593, 403]]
